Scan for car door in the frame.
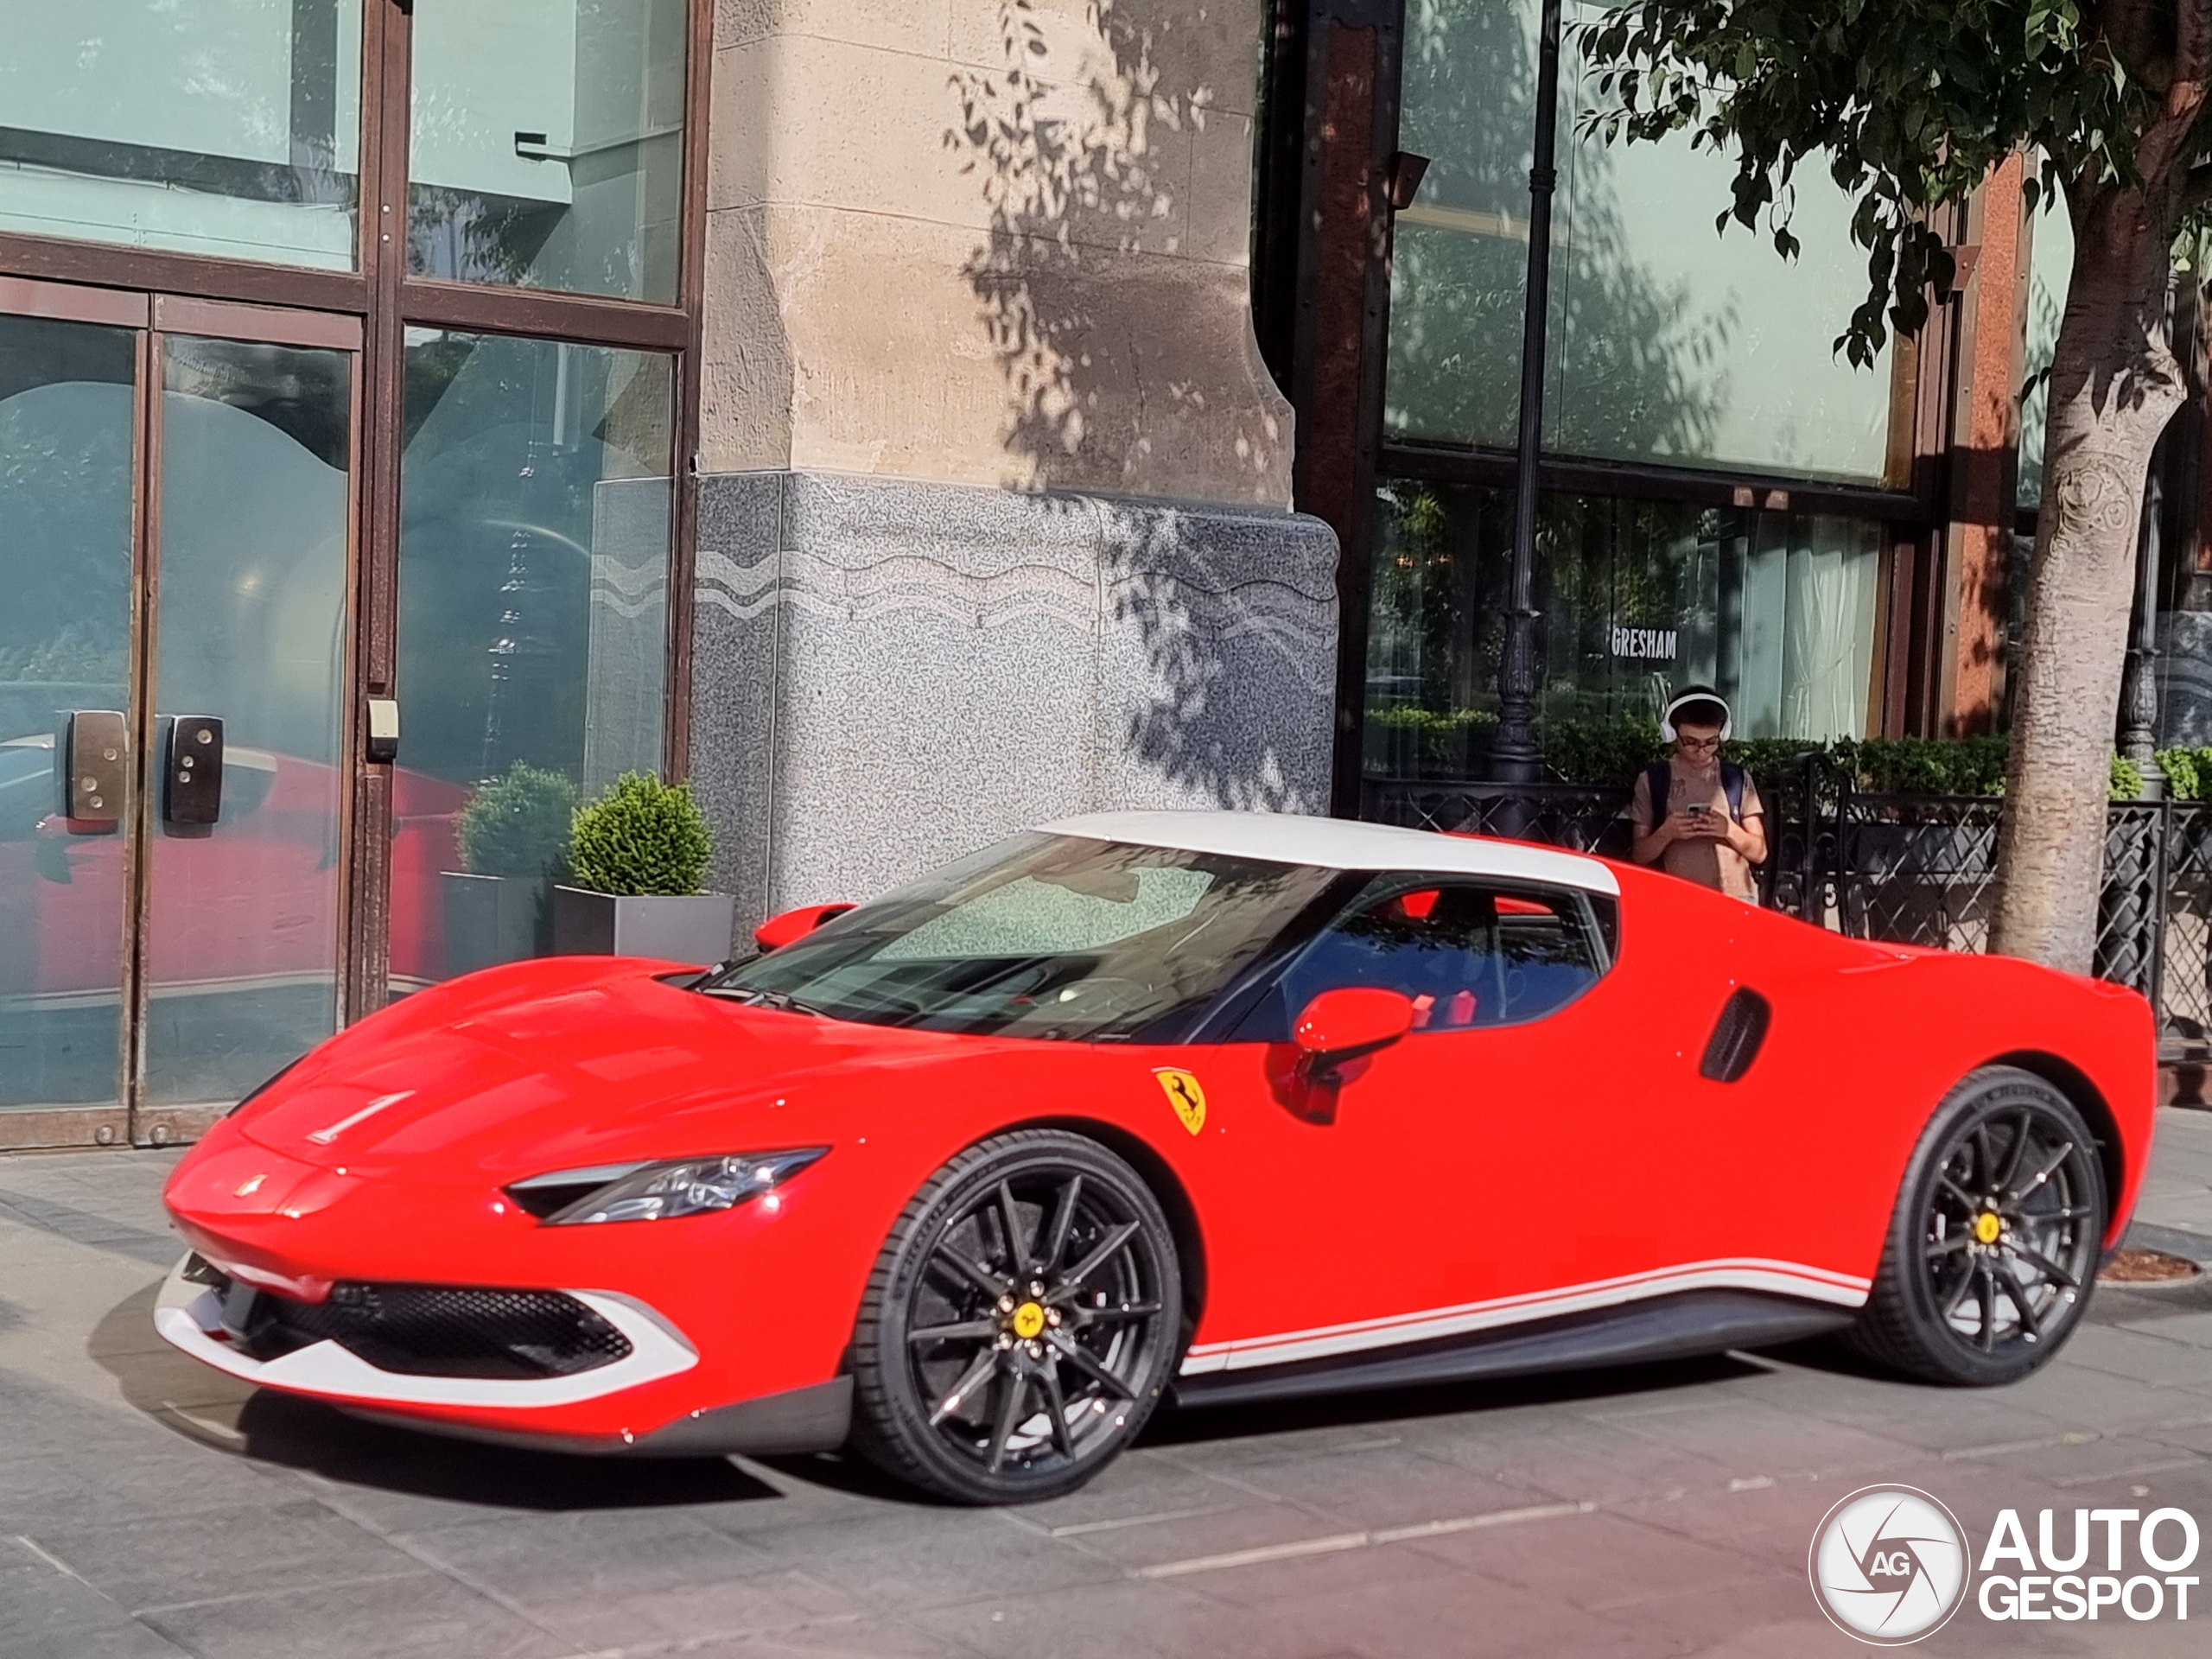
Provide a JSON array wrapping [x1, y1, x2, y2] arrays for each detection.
[[1180, 872, 1649, 1372]]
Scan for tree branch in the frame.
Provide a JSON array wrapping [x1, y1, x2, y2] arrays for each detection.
[[2134, 1, 2212, 188], [2094, 0, 2177, 92]]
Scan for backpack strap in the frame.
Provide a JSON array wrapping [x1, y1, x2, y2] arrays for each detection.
[[1721, 761, 1747, 823], [1643, 761, 1672, 830]]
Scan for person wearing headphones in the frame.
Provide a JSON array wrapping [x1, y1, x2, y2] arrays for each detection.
[[1630, 686, 1767, 901]]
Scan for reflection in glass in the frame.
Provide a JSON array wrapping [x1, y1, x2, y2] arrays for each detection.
[[392, 330, 673, 992], [1387, 0, 1893, 482], [0, 317, 137, 1110], [141, 337, 353, 1108], [0, 0, 361, 269], [1365, 480, 1880, 779], [409, 0, 687, 302], [2018, 184, 2072, 511]]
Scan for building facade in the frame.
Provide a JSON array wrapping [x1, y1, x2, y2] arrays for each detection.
[[0, 0, 2196, 1149]]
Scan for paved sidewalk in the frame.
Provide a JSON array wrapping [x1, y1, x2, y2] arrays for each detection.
[[3, 1114, 2211, 1659]]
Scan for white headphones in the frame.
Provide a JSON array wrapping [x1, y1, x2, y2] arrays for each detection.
[[1659, 686, 1732, 742]]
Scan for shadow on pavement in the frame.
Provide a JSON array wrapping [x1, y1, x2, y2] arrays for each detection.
[[1140, 1351, 1766, 1446]]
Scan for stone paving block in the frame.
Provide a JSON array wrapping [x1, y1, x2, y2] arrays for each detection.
[[0, 1546, 188, 1659], [32, 1496, 425, 1615], [394, 1510, 862, 1649], [1575, 1563, 1812, 1646], [669, 1616, 989, 1659], [132, 1570, 576, 1659], [995, 1443, 1255, 1538], [1177, 1547, 1656, 1659], [1584, 1393, 1929, 1479], [1993, 1353, 2211, 1427], [2060, 1325, 2212, 1389], [2117, 1308, 2212, 1344], [910, 1575, 1330, 1659], [1179, 1441, 1557, 1535], [1405, 1507, 1772, 1611], [723, 1507, 1121, 1614], [1032, 1495, 1327, 1571], [1408, 1412, 1742, 1507], [1154, 1525, 1470, 1612]]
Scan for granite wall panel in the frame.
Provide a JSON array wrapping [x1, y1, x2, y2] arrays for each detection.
[[689, 470, 1338, 918]]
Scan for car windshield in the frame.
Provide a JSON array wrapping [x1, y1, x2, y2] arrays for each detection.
[[699, 833, 1338, 1039]]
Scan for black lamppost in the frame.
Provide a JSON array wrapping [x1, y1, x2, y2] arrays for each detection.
[[1489, 0, 1565, 788]]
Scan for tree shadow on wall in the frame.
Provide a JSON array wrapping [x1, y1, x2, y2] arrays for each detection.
[[947, 0, 1329, 811]]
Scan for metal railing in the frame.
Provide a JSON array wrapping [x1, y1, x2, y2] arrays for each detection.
[[1362, 762, 2212, 1059]]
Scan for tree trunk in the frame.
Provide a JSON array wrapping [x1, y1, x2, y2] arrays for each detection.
[[1989, 185, 2185, 972]]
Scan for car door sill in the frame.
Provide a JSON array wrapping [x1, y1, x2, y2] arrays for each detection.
[[1166, 1290, 1853, 1410]]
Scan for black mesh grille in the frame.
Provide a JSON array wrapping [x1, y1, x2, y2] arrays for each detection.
[[240, 1281, 632, 1379]]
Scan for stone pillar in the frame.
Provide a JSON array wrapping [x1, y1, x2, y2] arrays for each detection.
[[691, 0, 1339, 918]]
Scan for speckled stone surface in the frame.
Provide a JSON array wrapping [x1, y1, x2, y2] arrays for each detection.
[[688, 470, 1338, 918]]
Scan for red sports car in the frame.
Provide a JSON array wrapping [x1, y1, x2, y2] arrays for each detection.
[[157, 811, 2154, 1503]]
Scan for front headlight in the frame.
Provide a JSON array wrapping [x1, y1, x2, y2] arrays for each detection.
[[505, 1148, 827, 1225]]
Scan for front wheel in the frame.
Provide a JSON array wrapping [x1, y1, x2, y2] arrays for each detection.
[[849, 1131, 1182, 1503], [1850, 1066, 2106, 1385]]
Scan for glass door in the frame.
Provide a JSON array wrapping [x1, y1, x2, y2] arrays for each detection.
[[0, 286, 357, 1147], [0, 307, 140, 1141], [138, 328, 354, 1127]]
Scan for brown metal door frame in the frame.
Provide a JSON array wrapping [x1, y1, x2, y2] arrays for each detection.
[[128, 297, 365, 1148], [0, 276, 365, 1150], [0, 0, 712, 1142]]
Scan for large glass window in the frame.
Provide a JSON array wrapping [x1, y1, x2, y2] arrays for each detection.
[[1365, 480, 1882, 779], [1387, 0, 1894, 483], [409, 0, 687, 302], [391, 329, 674, 991], [0, 1, 361, 269], [2018, 185, 2072, 511]]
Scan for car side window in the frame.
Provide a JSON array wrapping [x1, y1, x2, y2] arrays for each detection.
[[1264, 879, 1612, 1036]]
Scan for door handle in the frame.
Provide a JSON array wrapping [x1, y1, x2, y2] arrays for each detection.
[[56, 709, 128, 830], [162, 715, 226, 826]]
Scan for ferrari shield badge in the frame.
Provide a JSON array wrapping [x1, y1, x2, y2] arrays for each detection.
[[1154, 1067, 1207, 1135]]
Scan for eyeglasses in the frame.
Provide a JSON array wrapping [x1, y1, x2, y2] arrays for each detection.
[[1675, 734, 1723, 753]]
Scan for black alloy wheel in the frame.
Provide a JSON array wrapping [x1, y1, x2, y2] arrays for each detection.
[[1851, 1066, 2106, 1385], [849, 1131, 1182, 1503]]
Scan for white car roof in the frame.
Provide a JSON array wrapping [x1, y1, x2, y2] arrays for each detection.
[[1040, 810, 1620, 896]]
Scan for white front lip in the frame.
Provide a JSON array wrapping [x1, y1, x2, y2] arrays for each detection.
[[152, 1254, 699, 1410]]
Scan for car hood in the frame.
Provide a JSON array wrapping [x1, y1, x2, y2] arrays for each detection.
[[230, 957, 978, 1180]]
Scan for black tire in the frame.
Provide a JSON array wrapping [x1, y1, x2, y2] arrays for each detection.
[[849, 1131, 1182, 1503], [1849, 1066, 2106, 1385]]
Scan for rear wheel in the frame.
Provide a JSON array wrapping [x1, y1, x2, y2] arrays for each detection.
[[1850, 1066, 2105, 1385], [849, 1131, 1181, 1503]]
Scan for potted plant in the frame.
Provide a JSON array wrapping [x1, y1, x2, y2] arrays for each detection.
[[553, 772, 734, 963], [442, 762, 575, 976]]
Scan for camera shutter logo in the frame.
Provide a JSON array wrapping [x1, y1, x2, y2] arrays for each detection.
[[1808, 1485, 1969, 1644]]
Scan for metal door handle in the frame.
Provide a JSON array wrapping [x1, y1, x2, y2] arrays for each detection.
[[162, 715, 225, 826], [56, 709, 128, 830]]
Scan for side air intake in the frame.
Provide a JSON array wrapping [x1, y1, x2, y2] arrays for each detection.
[[1700, 987, 1770, 1083]]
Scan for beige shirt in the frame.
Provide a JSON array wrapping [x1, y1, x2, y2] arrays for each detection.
[[1630, 756, 1764, 902]]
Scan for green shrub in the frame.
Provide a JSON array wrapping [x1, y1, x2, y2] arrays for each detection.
[[1532, 721, 2144, 799], [1369, 705, 1497, 768], [456, 763, 576, 880], [2157, 747, 2212, 801], [1834, 735, 2011, 796], [569, 772, 713, 897], [1545, 717, 1664, 785]]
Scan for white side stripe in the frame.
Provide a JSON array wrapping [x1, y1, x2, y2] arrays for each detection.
[[1177, 1258, 1871, 1376]]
